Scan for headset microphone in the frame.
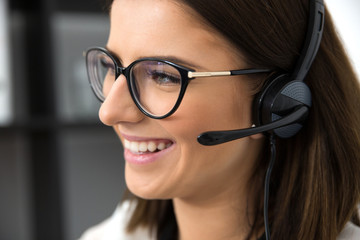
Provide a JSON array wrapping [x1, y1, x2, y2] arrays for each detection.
[[198, 105, 309, 146]]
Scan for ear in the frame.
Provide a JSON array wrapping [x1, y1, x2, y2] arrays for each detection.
[[247, 123, 264, 140], [250, 132, 264, 140]]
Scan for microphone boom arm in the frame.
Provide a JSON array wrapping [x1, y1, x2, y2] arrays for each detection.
[[197, 106, 309, 146]]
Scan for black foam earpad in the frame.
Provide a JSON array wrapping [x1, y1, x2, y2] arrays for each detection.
[[253, 74, 312, 138]]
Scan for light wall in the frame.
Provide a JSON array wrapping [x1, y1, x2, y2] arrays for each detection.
[[326, 0, 360, 78], [0, 0, 12, 125]]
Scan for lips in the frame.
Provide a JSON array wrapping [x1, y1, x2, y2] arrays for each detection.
[[124, 139, 173, 154], [120, 132, 175, 164]]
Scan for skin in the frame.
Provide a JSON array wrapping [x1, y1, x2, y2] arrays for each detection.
[[99, 0, 265, 239]]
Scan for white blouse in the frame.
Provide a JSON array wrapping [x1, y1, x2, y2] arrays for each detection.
[[79, 201, 155, 240]]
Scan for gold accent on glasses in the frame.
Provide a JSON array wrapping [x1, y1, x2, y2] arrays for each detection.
[[188, 71, 231, 78]]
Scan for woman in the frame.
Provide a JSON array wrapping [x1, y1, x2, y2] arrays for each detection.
[[81, 0, 360, 239]]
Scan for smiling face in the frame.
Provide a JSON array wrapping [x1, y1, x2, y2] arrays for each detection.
[[99, 0, 264, 203]]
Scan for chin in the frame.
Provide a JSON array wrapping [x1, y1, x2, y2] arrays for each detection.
[[127, 186, 173, 200], [125, 174, 174, 200]]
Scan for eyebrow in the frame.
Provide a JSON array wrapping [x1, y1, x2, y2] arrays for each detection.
[[138, 55, 203, 70], [104, 45, 202, 70]]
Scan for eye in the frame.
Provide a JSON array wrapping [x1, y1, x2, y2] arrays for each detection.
[[141, 61, 181, 86], [148, 70, 181, 85]]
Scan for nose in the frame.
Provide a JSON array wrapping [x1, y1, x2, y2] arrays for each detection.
[[99, 75, 144, 126]]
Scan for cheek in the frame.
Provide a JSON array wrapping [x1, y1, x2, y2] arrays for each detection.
[[164, 79, 253, 144], [158, 80, 254, 180], [155, 84, 256, 197]]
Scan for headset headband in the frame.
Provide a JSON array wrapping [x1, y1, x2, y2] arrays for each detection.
[[291, 0, 325, 81]]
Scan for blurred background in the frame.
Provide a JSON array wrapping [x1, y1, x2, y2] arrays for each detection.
[[0, 0, 125, 240], [0, 0, 359, 240]]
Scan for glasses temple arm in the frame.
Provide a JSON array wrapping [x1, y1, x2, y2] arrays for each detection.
[[188, 69, 273, 78]]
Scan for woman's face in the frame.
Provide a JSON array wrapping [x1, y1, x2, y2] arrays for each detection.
[[100, 0, 264, 202]]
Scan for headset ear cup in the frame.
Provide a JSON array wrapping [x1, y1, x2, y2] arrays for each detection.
[[252, 73, 288, 130], [252, 74, 312, 138], [272, 81, 312, 138]]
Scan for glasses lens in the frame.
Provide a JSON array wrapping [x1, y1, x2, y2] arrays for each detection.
[[86, 49, 116, 101], [130, 61, 182, 117]]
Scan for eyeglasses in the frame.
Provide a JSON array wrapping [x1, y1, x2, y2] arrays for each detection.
[[85, 47, 272, 119]]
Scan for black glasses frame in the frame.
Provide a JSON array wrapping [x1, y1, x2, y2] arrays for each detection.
[[85, 46, 273, 119]]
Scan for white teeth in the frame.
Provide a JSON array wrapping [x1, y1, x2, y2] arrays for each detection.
[[130, 142, 139, 152], [157, 142, 165, 151], [139, 142, 148, 152], [148, 142, 157, 152], [123, 139, 172, 153], [124, 139, 131, 149]]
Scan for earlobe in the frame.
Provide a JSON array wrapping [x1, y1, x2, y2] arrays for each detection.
[[249, 124, 264, 140], [249, 132, 264, 140]]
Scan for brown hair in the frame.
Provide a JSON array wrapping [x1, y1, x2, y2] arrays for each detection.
[[109, 0, 360, 239]]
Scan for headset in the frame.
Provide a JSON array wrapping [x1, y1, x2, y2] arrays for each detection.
[[197, 0, 325, 146], [197, 1, 325, 239]]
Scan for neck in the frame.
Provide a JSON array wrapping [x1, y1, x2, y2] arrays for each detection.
[[173, 185, 260, 240]]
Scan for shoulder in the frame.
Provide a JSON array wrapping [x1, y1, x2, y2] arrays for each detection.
[[78, 200, 155, 240], [337, 222, 360, 240]]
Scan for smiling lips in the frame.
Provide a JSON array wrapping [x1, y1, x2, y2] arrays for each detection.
[[124, 139, 173, 154]]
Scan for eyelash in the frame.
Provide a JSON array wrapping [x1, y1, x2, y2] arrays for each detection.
[[149, 70, 181, 85]]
